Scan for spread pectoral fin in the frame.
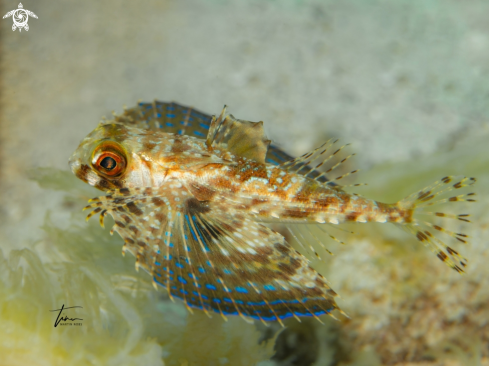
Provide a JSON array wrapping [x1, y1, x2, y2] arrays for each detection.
[[85, 186, 341, 324]]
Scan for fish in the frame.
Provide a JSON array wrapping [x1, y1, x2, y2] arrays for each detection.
[[69, 100, 476, 326]]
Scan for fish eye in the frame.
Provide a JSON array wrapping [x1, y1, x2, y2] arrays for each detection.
[[100, 156, 116, 170], [92, 142, 127, 177]]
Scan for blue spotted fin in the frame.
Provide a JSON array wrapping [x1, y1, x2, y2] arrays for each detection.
[[113, 100, 332, 182], [84, 185, 341, 325], [115, 101, 212, 138]]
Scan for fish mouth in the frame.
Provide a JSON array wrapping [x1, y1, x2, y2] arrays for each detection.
[[68, 157, 76, 173], [69, 157, 90, 184], [69, 156, 122, 191]]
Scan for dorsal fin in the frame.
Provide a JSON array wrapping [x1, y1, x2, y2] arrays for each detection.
[[206, 107, 271, 163], [108, 101, 331, 182], [279, 139, 358, 188], [113, 101, 213, 138]]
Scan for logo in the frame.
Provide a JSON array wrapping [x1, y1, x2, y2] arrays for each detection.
[[49, 304, 83, 327], [3, 3, 38, 32]]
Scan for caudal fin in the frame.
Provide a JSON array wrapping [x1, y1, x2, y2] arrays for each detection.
[[398, 176, 476, 273]]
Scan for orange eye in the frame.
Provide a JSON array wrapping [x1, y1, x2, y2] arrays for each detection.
[[92, 143, 127, 177]]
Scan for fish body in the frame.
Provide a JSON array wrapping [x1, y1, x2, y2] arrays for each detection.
[[71, 121, 400, 226], [69, 101, 475, 324]]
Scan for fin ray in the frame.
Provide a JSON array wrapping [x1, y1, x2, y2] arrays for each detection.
[[398, 176, 476, 273], [207, 110, 271, 163], [84, 185, 342, 322]]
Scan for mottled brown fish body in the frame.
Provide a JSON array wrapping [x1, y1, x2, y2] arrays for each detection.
[[188, 162, 405, 226]]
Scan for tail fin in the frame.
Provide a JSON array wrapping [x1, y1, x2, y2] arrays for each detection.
[[398, 176, 476, 273]]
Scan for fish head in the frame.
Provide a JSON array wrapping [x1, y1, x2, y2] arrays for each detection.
[[69, 122, 172, 191], [69, 122, 134, 191]]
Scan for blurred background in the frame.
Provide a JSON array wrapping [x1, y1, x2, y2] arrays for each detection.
[[1, 1, 488, 365]]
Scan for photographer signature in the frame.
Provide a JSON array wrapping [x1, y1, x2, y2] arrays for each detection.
[[49, 304, 83, 327]]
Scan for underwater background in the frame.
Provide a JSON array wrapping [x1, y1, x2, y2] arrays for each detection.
[[1, 0, 488, 365]]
